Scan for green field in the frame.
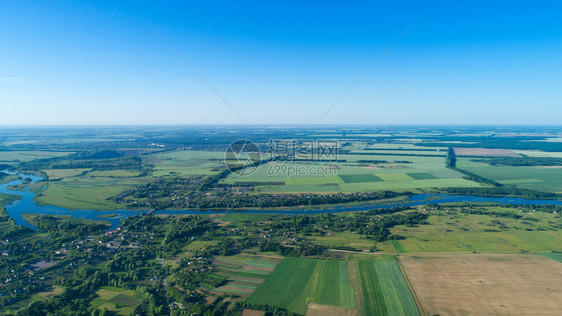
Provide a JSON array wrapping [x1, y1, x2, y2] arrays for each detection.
[[89, 286, 143, 315], [339, 174, 383, 183], [382, 206, 562, 253], [35, 173, 152, 210], [358, 261, 419, 316], [285, 175, 343, 185], [247, 258, 347, 314], [457, 158, 562, 193], [33, 167, 155, 211], [87, 170, 142, 178], [0, 151, 74, 164], [338, 178, 477, 192], [222, 152, 479, 193], [406, 172, 439, 180], [42, 168, 91, 180], [247, 257, 418, 315], [148, 150, 224, 176], [540, 252, 562, 262]]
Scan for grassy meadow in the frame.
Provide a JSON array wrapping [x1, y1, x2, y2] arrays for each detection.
[[382, 206, 562, 253], [0, 151, 74, 164], [457, 157, 562, 193]]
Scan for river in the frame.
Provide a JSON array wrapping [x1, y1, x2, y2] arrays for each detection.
[[2, 171, 562, 230]]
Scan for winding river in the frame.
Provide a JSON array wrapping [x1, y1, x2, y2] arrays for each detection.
[[2, 171, 562, 231]]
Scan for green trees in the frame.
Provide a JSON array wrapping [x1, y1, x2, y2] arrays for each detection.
[[446, 147, 456, 168]]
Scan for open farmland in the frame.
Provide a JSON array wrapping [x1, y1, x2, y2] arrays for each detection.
[[399, 253, 562, 315], [147, 150, 225, 176], [453, 147, 520, 157], [247, 257, 418, 316], [457, 158, 562, 193], [356, 260, 419, 316], [211, 255, 281, 297], [223, 149, 480, 194]]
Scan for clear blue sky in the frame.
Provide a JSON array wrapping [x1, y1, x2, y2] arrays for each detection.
[[1, 1, 561, 125]]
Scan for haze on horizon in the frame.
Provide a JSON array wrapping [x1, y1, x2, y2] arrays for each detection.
[[1, 1, 562, 126]]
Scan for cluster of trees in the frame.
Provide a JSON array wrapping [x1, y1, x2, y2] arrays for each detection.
[[265, 208, 428, 244], [446, 147, 456, 168], [19, 151, 151, 173], [0, 209, 32, 240], [363, 148, 443, 152], [418, 136, 562, 152], [459, 209, 538, 221], [445, 149, 504, 187], [113, 176, 204, 205], [30, 215, 110, 244], [356, 159, 389, 164], [163, 216, 215, 254], [443, 186, 560, 199], [475, 157, 562, 166], [340, 152, 445, 157], [453, 167, 502, 186]]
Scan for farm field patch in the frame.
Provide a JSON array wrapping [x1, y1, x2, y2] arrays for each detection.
[[211, 255, 281, 297], [457, 158, 562, 192], [358, 261, 419, 316], [148, 150, 224, 176], [89, 286, 143, 315], [338, 174, 383, 183], [376, 173, 413, 182], [247, 257, 418, 315], [284, 175, 343, 185], [453, 147, 520, 157], [405, 172, 438, 180], [540, 252, 562, 262], [399, 253, 562, 315]]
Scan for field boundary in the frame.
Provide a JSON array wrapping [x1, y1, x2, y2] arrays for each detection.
[[396, 257, 425, 316], [348, 261, 365, 316]]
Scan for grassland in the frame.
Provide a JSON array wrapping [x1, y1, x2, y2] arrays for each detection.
[[147, 150, 224, 176], [457, 157, 562, 193], [399, 253, 562, 315], [247, 257, 418, 316], [35, 167, 154, 211], [0, 151, 74, 164], [42, 168, 91, 180], [36, 180, 131, 210], [381, 206, 562, 253]]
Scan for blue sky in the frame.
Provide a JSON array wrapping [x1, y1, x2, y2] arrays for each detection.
[[1, 1, 561, 125]]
